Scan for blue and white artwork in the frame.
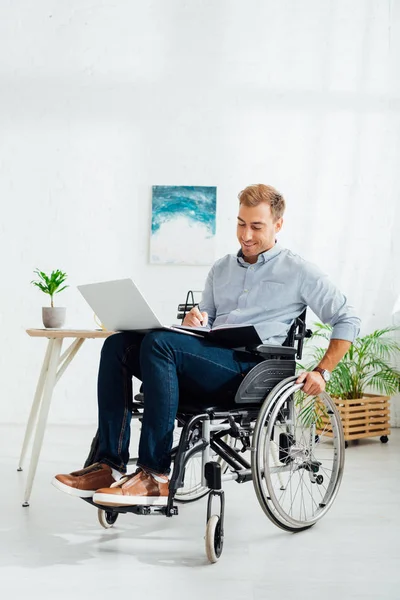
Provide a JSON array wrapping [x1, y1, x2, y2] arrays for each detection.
[[150, 185, 217, 265]]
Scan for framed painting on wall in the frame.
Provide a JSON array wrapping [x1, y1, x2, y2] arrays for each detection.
[[150, 185, 217, 265]]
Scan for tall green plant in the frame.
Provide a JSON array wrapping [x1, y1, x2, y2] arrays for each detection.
[[31, 269, 68, 308], [295, 391, 326, 428], [301, 323, 400, 399]]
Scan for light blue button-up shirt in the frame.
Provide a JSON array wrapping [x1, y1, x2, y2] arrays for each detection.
[[199, 242, 360, 345]]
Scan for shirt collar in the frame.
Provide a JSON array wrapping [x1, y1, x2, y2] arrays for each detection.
[[236, 241, 282, 267]]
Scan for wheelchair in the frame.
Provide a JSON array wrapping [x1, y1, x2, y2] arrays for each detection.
[[84, 297, 345, 564]]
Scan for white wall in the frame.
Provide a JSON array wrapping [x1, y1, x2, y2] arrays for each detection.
[[0, 0, 399, 426]]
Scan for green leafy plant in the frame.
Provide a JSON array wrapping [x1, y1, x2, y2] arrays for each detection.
[[31, 269, 68, 308], [294, 392, 326, 428], [300, 323, 400, 399]]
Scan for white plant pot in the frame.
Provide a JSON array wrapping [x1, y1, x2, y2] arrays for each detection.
[[42, 307, 66, 329]]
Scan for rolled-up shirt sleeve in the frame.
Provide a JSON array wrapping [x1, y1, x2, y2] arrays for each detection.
[[198, 264, 217, 327], [300, 263, 361, 343]]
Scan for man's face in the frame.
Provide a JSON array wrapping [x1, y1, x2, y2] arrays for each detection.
[[237, 203, 283, 264]]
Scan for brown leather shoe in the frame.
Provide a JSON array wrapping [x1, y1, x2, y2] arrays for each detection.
[[52, 463, 117, 498], [93, 469, 169, 507]]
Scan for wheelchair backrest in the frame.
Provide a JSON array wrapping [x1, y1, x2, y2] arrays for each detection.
[[283, 308, 312, 360]]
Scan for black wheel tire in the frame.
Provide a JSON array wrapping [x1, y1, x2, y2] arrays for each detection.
[[380, 435, 389, 444], [345, 441, 349, 449], [105, 511, 118, 525], [175, 489, 210, 504]]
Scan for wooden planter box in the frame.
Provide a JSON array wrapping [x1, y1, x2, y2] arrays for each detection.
[[317, 394, 391, 442]]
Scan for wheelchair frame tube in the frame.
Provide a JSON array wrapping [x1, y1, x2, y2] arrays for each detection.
[[209, 422, 231, 432], [201, 419, 211, 487], [221, 468, 252, 482], [210, 437, 251, 470], [167, 413, 210, 515]]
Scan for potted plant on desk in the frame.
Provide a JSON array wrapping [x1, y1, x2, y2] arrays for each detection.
[[31, 269, 69, 328], [302, 323, 400, 446]]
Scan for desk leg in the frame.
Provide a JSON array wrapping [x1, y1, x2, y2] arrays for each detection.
[[22, 338, 63, 507], [18, 339, 53, 471]]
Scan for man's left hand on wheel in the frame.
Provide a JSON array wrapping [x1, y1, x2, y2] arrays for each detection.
[[296, 371, 326, 396]]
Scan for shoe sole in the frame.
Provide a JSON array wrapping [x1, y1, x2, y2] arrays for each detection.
[[51, 477, 95, 498], [93, 492, 168, 507]]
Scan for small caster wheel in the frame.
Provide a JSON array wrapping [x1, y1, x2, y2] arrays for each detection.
[[314, 435, 320, 444], [316, 475, 324, 485], [380, 436, 389, 444], [345, 441, 348, 449], [205, 515, 223, 563], [98, 508, 118, 529]]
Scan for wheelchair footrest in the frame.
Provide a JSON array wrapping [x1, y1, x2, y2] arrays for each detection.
[[84, 497, 178, 517], [110, 504, 178, 517]]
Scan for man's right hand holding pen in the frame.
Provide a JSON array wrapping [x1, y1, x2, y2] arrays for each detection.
[[182, 306, 209, 328]]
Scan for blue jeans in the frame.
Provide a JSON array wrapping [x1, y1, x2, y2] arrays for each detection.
[[96, 330, 263, 475]]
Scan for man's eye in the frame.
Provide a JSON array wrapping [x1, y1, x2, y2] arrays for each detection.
[[252, 227, 262, 230], [238, 223, 245, 227]]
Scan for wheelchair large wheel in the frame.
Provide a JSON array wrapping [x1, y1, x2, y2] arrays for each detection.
[[175, 433, 236, 503], [252, 380, 345, 532], [174, 450, 210, 503]]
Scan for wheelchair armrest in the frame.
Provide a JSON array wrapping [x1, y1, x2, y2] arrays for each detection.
[[252, 344, 297, 357]]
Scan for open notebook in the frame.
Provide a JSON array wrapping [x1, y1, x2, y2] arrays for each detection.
[[172, 323, 262, 346]]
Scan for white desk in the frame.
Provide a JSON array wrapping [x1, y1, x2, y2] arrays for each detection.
[[19, 329, 114, 506]]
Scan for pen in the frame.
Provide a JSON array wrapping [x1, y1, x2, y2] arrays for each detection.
[[197, 307, 203, 326]]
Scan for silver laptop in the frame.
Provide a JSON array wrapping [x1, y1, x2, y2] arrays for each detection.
[[77, 278, 165, 332]]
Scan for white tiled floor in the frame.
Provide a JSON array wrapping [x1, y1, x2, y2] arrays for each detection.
[[1, 424, 399, 599]]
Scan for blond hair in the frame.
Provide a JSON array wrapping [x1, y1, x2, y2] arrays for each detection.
[[238, 184, 286, 221]]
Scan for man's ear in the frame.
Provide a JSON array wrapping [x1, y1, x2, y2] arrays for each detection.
[[274, 217, 283, 233]]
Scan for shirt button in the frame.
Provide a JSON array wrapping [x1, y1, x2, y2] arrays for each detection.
[[244, 289, 249, 293]]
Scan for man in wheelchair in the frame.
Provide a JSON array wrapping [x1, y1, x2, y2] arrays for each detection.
[[53, 184, 360, 510]]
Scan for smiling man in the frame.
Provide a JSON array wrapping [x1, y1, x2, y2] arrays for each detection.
[[53, 184, 360, 508], [237, 194, 283, 262]]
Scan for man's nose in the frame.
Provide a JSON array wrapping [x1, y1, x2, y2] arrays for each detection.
[[241, 228, 253, 241]]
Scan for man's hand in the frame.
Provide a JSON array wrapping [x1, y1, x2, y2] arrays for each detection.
[[296, 371, 326, 396], [182, 306, 208, 328]]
